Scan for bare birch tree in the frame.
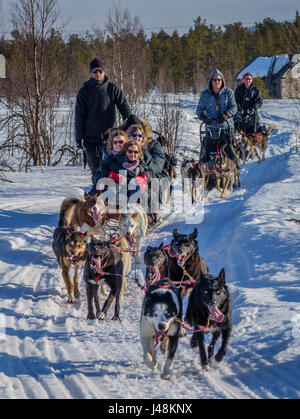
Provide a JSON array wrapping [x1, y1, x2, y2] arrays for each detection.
[[0, 0, 67, 170], [95, 3, 148, 116]]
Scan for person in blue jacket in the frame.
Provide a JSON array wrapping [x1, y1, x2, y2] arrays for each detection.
[[196, 69, 237, 163]]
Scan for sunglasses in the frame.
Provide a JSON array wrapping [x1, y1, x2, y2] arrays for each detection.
[[113, 139, 125, 145], [91, 68, 104, 74], [244, 78, 252, 81], [129, 133, 143, 138], [212, 78, 222, 82], [126, 149, 139, 155]]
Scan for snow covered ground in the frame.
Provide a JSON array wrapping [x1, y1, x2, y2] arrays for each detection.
[[0, 98, 299, 399]]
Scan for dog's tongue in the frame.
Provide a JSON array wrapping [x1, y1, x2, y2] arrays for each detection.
[[208, 305, 225, 323], [92, 256, 102, 274], [126, 233, 135, 248], [177, 254, 186, 265], [92, 207, 101, 222], [149, 266, 160, 284], [168, 247, 178, 258], [67, 254, 77, 264]]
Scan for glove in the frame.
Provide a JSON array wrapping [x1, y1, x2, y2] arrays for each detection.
[[224, 111, 233, 119], [216, 114, 226, 124], [76, 139, 83, 149], [198, 113, 214, 125], [108, 170, 126, 185], [134, 174, 148, 193], [170, 155, 177, 166]]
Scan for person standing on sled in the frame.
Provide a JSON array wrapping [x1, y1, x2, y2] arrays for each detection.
[[234, 72, 264, 135], [75, 58, 132, 184], [196, 69, 237, 165]]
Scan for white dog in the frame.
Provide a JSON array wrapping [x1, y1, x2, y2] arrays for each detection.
[[119, 203, 148, 263]]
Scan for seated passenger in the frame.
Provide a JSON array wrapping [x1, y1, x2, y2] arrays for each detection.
[[88, 129, 129, 195], [95, 140, 149, 206]]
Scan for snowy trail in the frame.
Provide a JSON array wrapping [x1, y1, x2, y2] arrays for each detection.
[[0, 99, 299, 399]]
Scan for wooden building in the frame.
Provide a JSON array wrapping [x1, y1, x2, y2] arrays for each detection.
[[236, 54, 300, 99]]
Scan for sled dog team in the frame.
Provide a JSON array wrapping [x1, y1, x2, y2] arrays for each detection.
[[52, 190, 232, 380]]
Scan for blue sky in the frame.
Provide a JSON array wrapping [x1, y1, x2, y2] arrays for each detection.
[[1, 0, 299, 37]]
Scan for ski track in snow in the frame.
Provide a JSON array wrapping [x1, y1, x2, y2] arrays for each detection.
[[0, 99, 300, 399]]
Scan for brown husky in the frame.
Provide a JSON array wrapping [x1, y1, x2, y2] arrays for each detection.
[[58, 191, 106, 232], [239, 124, 275, 164], [215, 147, 240, 199], [52, 227, 87, 303]]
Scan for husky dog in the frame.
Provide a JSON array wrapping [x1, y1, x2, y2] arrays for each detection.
[[58, 191, 106, 233], [180, 158, 196, 180], [187, 163, 209, 204], [185, 269, 232, 370], [167, 228, 209, 335], [168, 228, 209, 278], [144, 244, 169, 286], [84, 236, 130, 321], [215, 147, 240, 199], [119, 203, 148, 263], [239, 124, 275, 164], [140, 280, 182, 380], [52, 227, 87, 303]]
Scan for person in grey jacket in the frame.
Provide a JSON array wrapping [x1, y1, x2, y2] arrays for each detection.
[[196, 69, 237, 162], [75, 58, 132, 182]]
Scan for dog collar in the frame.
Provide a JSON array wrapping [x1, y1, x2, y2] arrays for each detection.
[[89, 274, 105, 284]]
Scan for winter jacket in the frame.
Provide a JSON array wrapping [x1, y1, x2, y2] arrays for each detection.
[[196, 69, 237, 130], [138, 120, 166, 179], [95, 154, 151, 185], [75, 76, 131, 145], [234, 83, 263, 115], [143, 138, 166, 179]]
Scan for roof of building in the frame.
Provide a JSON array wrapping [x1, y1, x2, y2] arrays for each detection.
[[236, 54, 299, 80]]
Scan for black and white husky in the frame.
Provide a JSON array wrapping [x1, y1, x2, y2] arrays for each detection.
[[140, 280, 182, 380]]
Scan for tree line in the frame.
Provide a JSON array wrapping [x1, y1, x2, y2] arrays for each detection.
[[0, 0, 299, 174], [1, 4, 299, 96]]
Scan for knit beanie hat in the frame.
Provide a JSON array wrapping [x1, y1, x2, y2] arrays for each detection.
[[90, 58, 106, 71]]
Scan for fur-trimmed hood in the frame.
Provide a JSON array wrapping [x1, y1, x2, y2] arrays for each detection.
[[139, 119, 153, 144], [118, 117, 153, 144]]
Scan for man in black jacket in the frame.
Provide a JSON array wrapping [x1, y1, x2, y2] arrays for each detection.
[[75, 58, 132, 182], [234, 72, 263, 135]]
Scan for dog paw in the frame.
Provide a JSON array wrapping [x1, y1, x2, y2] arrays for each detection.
[[96, 311, 106, 321], [150, 361, 158, 370], [214, 351, 225, 363], [111, 315, 121, 321], [87, 312, 96, 320], [144, 355, 158, 370], [74, 290, 81, 298], [202, 363, 211, 372], [161, 372, 172, 381], [67, 294, 76, 304]]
